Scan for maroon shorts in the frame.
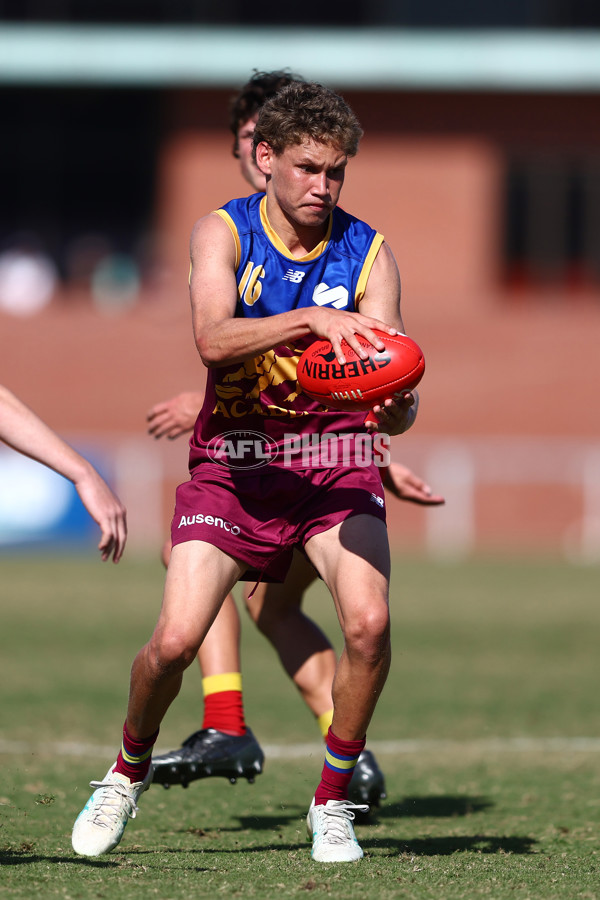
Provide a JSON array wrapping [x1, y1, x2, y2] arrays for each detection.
[[171, 461, 386, 582]]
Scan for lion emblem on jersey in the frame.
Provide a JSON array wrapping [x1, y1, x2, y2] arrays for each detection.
[[215, 348, 301, 403]]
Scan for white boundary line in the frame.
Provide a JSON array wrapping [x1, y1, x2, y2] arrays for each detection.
[[2, 737, 600, 759]]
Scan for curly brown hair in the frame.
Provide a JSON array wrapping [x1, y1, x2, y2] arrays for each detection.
[[229, 70, 305, 158], [252, 82, 363, 159]]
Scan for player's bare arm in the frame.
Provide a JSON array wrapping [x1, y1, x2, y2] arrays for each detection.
[[382, 463, 445, 505], [0, 385, 127, 562], [356, 241, 418, 435], [357, 240, 404, 332], [72, 467, 128, 563], [191, 214, 401, 368], [147, 392, 203, 440]]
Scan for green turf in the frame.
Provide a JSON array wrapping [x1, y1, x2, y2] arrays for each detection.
[[1, 554, 599, 898]]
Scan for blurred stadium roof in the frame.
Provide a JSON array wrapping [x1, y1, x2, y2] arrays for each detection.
[[1, 25, 600, 91]]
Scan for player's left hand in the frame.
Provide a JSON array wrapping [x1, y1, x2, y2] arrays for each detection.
[[382, 462, 445, 505], [365, 391, 418, 436], [74, 469, 128, 563]]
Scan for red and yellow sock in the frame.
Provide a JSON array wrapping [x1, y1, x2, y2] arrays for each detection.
[[317, 709, 334, 740], [314, 727, 365, 805], [114, 721, 158, 782], [202, 672, 246, 736]]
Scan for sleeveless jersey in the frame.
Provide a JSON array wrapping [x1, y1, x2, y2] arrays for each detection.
[[189, 192, 385, 470]]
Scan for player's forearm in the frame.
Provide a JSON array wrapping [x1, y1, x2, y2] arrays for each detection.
[[195, 306, 316, 368], [0, 386, 91, 484]]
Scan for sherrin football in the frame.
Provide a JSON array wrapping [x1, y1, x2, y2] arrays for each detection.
[[297, 329, 425, 412]]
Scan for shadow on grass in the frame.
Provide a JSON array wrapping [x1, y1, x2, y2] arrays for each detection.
[[131, 833, 538, 857], [362, 834, 538, 856], [0, 847, 217, 871], [0, 833, 538, 867], [0, 795, 530, 867], [172, 808, 306, 835], [171, 795, 494, 838], [0, 850, 119, 868], [379, 795, 494, 819], [226, 811, 304, 831]]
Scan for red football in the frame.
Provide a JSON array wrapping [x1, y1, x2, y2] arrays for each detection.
[[297, 330, 425, 412]]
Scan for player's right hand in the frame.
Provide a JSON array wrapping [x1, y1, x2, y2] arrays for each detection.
[[146, 392, 203, 440], [306, 307, 398, 366]]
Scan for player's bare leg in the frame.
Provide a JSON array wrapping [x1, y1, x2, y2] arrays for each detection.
[[244, 547, 386, 808], [303, 515, 391, 862], [126, 541, 245, 739], [305, 515, 391, 741], [72, 541, 245, 857], [198, 592, 242, 673], [243, 550, 336, 720], [151, 547, 264, 788]]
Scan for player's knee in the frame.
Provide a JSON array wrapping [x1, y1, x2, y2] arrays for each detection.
[[344, 604, 390, 662], [147, 628, 197, 675]]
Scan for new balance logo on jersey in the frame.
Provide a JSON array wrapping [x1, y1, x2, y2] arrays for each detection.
[[283, 269, 305, 284], [312, 282, 349, 309]]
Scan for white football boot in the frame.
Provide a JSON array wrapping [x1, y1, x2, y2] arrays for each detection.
[[307, 798, 369, 862], [72, 764, 153, 857]]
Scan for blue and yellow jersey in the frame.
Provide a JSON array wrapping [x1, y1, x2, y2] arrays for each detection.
[[190, 192, 384, 466]]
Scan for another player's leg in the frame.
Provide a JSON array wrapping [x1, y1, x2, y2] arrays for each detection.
[[303, 516, 391, 862], [243, 550, 336, 725], [243, 549, 386, 808], [72, 541, 244, 857], [152, 592, 264, 787]]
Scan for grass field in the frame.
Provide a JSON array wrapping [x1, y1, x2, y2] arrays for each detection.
[[1, 553, 599, 899]]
